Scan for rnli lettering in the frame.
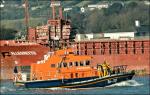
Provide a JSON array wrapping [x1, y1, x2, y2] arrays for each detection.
[[11, 51, 37, 55]]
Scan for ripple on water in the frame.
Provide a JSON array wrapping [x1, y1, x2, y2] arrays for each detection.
[[0, 76, 149, 95]]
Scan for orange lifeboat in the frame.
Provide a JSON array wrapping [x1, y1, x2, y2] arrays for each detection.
[[14, 48, 135, 88], [30, 48, 97, 80]]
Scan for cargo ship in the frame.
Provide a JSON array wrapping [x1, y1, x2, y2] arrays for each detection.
[[1, 39, 149, 80], [14, 48, 135, 88], [0, 0, 149, 80], [0, 40, 49, 79]]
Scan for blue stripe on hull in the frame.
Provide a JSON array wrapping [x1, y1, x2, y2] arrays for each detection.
[[24, 73, 134, 88]]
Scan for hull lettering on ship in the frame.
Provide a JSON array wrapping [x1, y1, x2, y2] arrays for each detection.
[[11, 51, 37, 55]]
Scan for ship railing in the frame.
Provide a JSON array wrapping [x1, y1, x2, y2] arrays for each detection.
[[112, 65, 127, 75]]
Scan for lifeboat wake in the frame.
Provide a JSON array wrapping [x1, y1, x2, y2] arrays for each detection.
[[107, 80, 143, 87]]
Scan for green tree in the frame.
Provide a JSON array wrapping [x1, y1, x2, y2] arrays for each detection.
[[0, 27, 18, 40]]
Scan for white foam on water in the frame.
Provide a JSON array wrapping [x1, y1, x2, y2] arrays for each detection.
[[107, 80, 143, 87], [0, 86, 16, 93], [46, 87, 75, 90]]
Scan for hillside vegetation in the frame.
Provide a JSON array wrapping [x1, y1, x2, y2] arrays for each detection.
[[69, 1, 149, 33]]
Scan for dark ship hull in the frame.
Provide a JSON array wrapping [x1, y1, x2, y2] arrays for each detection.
[[16, 72, 135, 88]]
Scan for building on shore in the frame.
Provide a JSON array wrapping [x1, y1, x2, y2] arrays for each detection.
[[75, 31, 135, 41]]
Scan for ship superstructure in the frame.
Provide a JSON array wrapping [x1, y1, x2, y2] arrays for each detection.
[[14, 48, 135, 88], [28, 0, 72, 47]]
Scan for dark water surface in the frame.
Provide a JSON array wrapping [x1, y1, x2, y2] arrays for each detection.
[[0, 76, 149, 95]]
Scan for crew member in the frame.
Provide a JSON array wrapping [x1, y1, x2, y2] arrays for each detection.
[[13, 66, 18, 82], [101, 61, 111, 76], [97, 64, 104, 77]]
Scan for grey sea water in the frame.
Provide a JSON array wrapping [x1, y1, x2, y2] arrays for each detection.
[[0, 76, 149, 95]]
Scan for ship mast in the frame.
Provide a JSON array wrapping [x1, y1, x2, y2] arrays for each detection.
[[24, 0, 29, 40]]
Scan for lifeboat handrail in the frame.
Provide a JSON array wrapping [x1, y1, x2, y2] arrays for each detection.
[[112, 65, 128, 74]]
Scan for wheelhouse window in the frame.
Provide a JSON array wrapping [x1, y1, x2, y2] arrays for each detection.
[[20, 66, 30, 73], [69, 52, 74, 54], [80, 61, 84, 66], [69, 62, 73, 67], [51, 64, 55, 68], [85, 60, 90, 66], [58, 63, 61, 68], [63, 62, 67, 67], [75, 73, 78, 78], [75, 61, 78, 66]]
